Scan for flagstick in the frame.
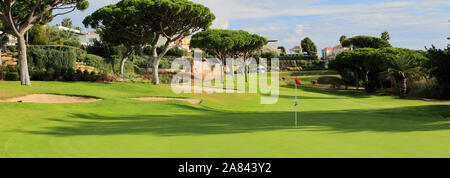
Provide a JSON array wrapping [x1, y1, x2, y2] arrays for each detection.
[[295, 83, 298, 128]]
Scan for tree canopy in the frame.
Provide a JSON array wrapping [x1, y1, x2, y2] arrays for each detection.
[[191, 29, 267, 82], [83, 1, 156, 75], [301, 37, 317, 56], [85, 0, 215, 84], [0, 0, 89, 85], [61, 18, 73, 28], [342, 35, 391, 49], [381, 31, 390, 41], [330, 47, 428, 93], [426, 46, 450, 99], [191, 29, 267, 60], [339, 35, 347, 45]]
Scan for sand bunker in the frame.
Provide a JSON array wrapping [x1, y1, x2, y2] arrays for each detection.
[[0, 94, 102, 103], [130, 97, 202, 105]]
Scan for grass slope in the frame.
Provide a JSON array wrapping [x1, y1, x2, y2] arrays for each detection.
[[0, 78, 449, 158]]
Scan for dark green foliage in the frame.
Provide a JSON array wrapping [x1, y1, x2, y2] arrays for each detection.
[[191, 29, 267, 60], [86, 40, 126, 74], [279, 55, 319, 61], [84, 0, 215, 83], [143, 46, 188, 57], [5, 72, 19, 81], [63, 39, 82, 48], [261, 51, 278, 59], [330, 47, 429, 95], [82, 54, 113, 73], [26, 45, 84, 71], [381, 31, 390, 41], [426, 46, 450, 99], [6, 46, 18, 53], [301, 37, 317, 56], [339, 35, 347, 45], [342, 35, 391, 49]]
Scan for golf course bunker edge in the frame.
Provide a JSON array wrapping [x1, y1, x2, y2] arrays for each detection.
[[130, 97, 202, 105], [0, 94, 102, 103]]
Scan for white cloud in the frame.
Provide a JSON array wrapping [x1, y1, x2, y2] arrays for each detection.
[[295, 24, 305, 37], [191, 0, 450, 51]]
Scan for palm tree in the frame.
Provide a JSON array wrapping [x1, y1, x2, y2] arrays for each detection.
[[381, 54, 422, 97]]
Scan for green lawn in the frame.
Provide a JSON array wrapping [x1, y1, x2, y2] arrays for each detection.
[[0, 77, 449, 158]]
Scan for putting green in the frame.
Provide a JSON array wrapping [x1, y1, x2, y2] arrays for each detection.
[[0, 80, 448, 158]]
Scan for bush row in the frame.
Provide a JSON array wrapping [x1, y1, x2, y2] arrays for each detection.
[[0, 66, 20, 81], [29, 67, 117, 82]]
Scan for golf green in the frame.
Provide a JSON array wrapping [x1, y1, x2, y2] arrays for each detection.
[[0, 80, 448, 158]]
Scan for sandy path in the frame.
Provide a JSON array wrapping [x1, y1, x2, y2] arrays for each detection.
[[130, 97, 202, 105], [0, 94, 102, 103]]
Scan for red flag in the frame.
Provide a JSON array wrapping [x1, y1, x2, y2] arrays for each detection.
[[295, 77, 302, 86]]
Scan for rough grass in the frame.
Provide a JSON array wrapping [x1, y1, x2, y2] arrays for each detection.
[[0, 77, 449, 158]]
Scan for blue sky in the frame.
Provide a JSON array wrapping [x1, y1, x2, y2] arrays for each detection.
[[51, 0, 450, 52]]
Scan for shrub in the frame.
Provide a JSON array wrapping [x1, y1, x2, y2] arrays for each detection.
[[64, 68, 76, 81], [342, 35, 391, 49], [143, 46, 188, 57], [261, 51, 278, 59], [0, 67, 6, 80], [159, 58, 172, 69], [426, 46, 450, 99], [317, 76, 341, 85], [27, 45, 84, 71], [82, 70, 90, 81], [286, 67, 302, 71], [5, 72, 19, 81], [63, 39, 82, 48], [95, 74, 117, 83], [364, 81, 377, 93]]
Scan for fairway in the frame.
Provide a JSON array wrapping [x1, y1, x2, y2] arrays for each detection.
[[0, 80, 449, 158]]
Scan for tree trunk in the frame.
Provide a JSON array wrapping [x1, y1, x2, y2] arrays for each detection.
[[26, 32, 29, 45], [245, 64, 249, 82], [119, 56, 129, 76], [402, 78, 407, 97], [0, 48, 2, 67], [0, 37, 3, 67], [152, 57, 161, 85], [220, 60, 225, 84], [18, 35, 31, 86]]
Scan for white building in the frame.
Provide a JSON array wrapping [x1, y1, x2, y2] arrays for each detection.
[[78, 32, 100, 46], [261, 40, 279, 54], [55, 26, 81, 34], [321, 45, 351, 60], [289, 45, 302, 54]]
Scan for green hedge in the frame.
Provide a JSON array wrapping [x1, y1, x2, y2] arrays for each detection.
[[279, 55, 319, 61], [27, 45, 86, 71], [5, 72, 19, 81]]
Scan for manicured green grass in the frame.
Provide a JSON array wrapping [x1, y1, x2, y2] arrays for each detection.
[[0, 77, 449, 158], [280, 70, 341, 85]]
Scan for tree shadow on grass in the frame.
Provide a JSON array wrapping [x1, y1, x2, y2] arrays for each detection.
[[19, 105, 450, 137]]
